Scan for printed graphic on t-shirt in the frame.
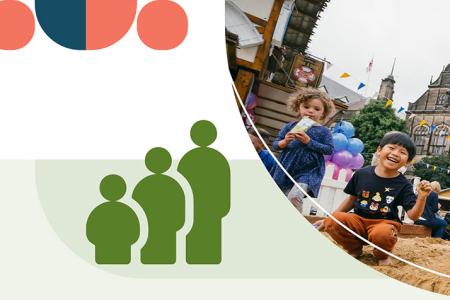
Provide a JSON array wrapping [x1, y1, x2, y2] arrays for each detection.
[[380, 206, 390, 214], [385, 195, 395, 204], [370, 202, 379, 211], [372, 192, 382, 202]]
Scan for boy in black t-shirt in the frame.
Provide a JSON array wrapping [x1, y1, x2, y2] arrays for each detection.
[[315, 132, 432, 265]]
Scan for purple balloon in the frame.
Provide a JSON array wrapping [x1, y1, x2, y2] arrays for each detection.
[[324, 154, 332, 161], [332, 150, 353, 168], [349, 153, 365, 169]]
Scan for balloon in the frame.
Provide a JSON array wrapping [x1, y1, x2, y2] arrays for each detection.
[[332, 133, 348, 152], [343, 168, 353, 182], [332, 150, 353, 168], [333, 121, 355, 138], [324, 154, 332, 161], [326, 162, 340, 180], [347, 138, 364, 155], [348, 153, 365, 169]]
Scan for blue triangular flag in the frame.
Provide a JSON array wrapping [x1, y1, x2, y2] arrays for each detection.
[[397, 107, 405, 113], [430, 124, 437, 132], [357, 82, 366, 90]]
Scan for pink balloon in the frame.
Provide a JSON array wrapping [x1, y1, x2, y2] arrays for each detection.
[[332, 150, 353, 168], [344, 168, 353, 182], [349, 153, 365, 169], [332, 163, 340, 180]]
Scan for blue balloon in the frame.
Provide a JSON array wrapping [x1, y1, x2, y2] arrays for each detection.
[[347, 138, 364, 155], [333, 121, 355, 138], [332, 133, 348, 152]]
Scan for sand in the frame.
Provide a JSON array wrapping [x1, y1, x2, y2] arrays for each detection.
[[322, 233, 450, 295], [361, 237, 450, 295]]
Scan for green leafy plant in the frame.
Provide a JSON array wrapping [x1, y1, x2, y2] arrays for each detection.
[[350, 100, 407, 166]]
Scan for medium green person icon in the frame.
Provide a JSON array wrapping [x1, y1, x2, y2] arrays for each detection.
[[178, 120, 231, 264], [132, 147, 185, 264], [86, 174, 140, 264]]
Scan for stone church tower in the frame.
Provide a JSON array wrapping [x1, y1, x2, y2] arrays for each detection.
[[406, 64, 450, 157], [377, 59, 396, 101]]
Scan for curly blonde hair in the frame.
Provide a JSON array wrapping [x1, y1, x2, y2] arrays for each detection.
[[287, 87, 334, 121]]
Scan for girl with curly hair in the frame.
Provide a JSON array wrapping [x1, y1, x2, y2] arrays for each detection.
[[270, 87, 335, 212]]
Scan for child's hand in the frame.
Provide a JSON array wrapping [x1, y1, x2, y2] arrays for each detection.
[[417, 180, 432, 197], [295, 132, 311, 144], [284, 132, 296, 143], [313, 219, 325, 231]]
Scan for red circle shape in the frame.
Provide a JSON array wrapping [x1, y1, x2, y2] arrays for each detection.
[[0, 0, 35, 50], [137, 0, 188, 50]]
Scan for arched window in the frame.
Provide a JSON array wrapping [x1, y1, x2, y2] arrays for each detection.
[[430, 125, 450, 155], [413, 125, 429, 154]]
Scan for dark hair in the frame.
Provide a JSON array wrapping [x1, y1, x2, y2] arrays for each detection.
[[379, 131, 416, 161]]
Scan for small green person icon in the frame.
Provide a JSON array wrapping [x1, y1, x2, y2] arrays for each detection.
[[132, 147, 185, 264], [86, 174, 140, 264], [178, 120, 231, 264]]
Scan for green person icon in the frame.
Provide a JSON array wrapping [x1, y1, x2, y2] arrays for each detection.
[[132, 147, 185, 264], [86, 174, 140, 264], [178, 120, 231, 264]]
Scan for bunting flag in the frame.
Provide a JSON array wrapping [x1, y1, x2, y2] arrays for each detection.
[[418, 120, 427, 126], [397, 107, 405, 113], [430, 124, 437, 132], [357, 82, 366, 90], [408, 113, 416, 120], [340, 72, 350, 78], [415, 161, 450, 174], [326, 62, 333, 70], [366, 58, 374, 73], [385, 99, 393, 108]]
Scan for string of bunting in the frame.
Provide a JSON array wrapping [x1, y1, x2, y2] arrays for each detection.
[[328, 57, 374, 93], [386, 98, 450, 138], [275, 52, 449, 139], [413, 160, 450, 174], [327, 59, 450, 137]]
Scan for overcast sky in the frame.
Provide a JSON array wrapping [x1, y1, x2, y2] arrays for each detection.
[[308, 0, 450, 111]]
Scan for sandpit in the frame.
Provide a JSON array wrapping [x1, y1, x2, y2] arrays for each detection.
[[322, 232, 450, 295], [361, 237, 450, 295]]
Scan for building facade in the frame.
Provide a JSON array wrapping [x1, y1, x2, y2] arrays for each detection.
[[407, 65, 450, 157]]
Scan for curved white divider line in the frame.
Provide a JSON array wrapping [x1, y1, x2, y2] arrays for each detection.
[[231, 81, 450, 279]]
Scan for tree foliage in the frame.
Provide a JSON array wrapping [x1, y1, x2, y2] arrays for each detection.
[[413, 154, 450, 189], [350, 100, 407, 165]]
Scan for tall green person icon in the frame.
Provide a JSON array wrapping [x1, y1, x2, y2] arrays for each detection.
[[132, 147, 185, 264], [178, 120, 231, 264], [86, 175, 140, 264]]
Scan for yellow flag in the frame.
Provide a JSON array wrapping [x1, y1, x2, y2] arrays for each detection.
[[385, 99, 393, 108], [340, 72, 350, 78], [418, 120, 427, 126]]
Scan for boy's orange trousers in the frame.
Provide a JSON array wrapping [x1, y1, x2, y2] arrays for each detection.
[[323, 212, 401, 259]]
